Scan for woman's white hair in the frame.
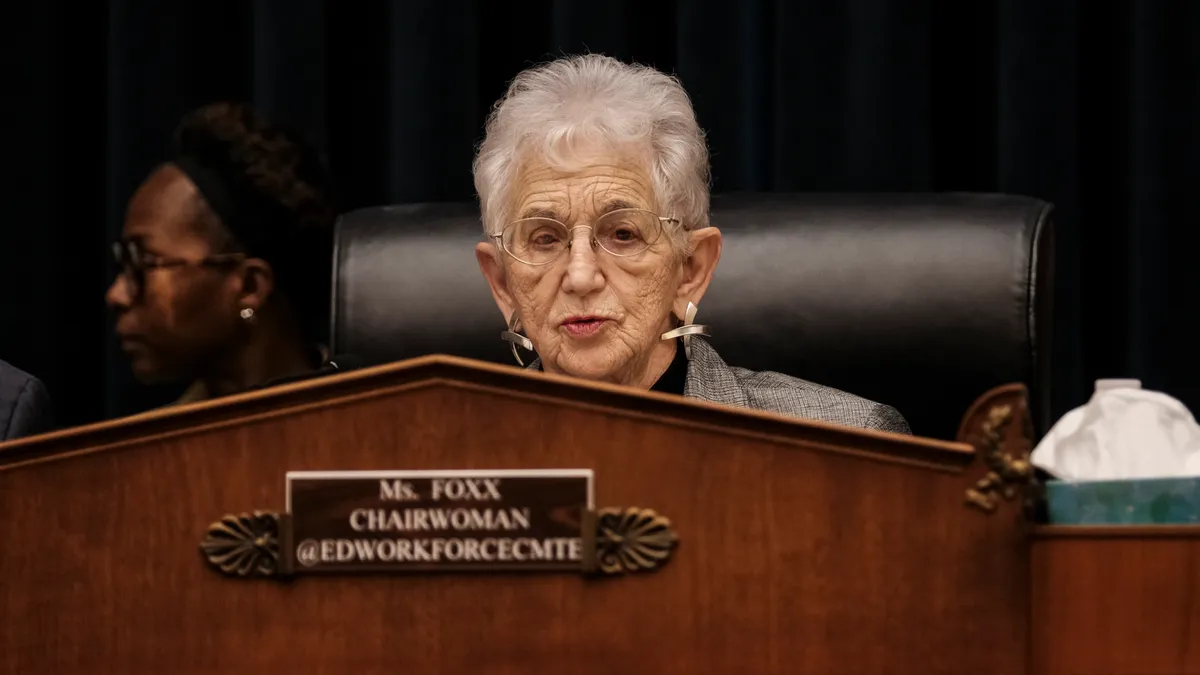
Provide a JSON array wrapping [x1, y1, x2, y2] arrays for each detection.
[[473, 54, 710, 247]]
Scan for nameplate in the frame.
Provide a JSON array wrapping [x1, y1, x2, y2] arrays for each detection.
[[285, 470, 594, 573]]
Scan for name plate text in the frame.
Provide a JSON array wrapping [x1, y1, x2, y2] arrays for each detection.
[[286, 469, 593, 573]]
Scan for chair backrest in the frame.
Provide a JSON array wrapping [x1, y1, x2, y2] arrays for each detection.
[[331, 193, 1054, 440]]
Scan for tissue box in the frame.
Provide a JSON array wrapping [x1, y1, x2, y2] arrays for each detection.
[[1044, 477, 1200, 525]]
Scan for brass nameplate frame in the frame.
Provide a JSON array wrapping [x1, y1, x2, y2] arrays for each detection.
[[200, 469, 678, 580]]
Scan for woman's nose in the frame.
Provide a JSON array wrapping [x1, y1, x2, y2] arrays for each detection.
[[565, 225, 595, 251], [105, 274, 132, 310], [562, 227, 604, 295]]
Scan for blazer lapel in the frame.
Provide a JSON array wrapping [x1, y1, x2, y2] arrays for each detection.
[[683, 338, 750, 408]]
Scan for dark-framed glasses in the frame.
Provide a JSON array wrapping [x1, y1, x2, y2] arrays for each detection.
[[110, 240, 245, 298], [494, 208, 681, 266]]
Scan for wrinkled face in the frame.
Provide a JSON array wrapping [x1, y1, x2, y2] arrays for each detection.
[[105, 165, 245, 384], [492, 151, 684, 384]]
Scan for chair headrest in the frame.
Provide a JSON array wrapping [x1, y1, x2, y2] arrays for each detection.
[[332, 193, 1054, 440]]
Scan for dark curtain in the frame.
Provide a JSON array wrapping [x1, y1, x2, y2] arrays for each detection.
[[5, 0, 1195, 430]]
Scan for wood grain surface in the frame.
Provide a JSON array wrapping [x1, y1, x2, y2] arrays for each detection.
[[1030, 525, 1200, 675], [0, 355, 1026, 675]]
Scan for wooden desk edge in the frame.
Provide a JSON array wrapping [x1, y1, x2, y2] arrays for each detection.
[[0, 354, 976, 473], [1030, 524, 1200, 539]]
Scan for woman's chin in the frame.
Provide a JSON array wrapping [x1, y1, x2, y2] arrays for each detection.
[[553, 351, 625, 383], [559, 364, 614, 382]]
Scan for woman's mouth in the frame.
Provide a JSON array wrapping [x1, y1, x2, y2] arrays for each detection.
[[560, 316, 610, 337]]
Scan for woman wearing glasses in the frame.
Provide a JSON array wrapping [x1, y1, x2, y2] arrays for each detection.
[[106, 103, 339, 405], [473, 55, 909, 433]]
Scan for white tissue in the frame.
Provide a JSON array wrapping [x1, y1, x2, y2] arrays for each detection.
[[1030, 379, 1200, 481]]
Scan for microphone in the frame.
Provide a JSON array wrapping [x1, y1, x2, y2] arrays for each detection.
[[325, 354, 366, 373], [253, 354, 367, 392]]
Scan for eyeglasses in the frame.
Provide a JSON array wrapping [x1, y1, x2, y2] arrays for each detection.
[[110, 240, 245, 299], [493, 208, 681, 266]]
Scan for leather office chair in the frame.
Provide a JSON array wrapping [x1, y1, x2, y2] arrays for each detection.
[[330, 193, 1054, 441]]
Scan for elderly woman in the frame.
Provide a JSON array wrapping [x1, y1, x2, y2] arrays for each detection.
[[472, 55, 910, 435]]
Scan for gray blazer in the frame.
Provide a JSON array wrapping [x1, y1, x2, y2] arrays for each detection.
[[684, 338, 910, 434], [528, 338, 910, 434], [0, 360, 53, 441]]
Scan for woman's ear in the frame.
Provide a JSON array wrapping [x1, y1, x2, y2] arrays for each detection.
[[234, 258, 275, 315], [674, 227, 722, 315], [476, 241, 516, 321]]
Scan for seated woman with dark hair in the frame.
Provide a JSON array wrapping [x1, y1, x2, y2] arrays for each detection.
[[106, 102, 343, 404]]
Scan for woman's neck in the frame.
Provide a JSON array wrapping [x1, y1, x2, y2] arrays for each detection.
[[632, 338, 679, 390], [199, 328, 318, 399]]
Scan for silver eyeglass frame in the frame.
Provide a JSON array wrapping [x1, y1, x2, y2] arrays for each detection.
[[490, 208, 681, 267]]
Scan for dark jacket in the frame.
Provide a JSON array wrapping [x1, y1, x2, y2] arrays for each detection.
[[0, 360, 53, 441]]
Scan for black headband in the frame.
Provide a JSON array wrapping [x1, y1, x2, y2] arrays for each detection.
[[170, 153, 332, 342], [172, 154, 275, 256]]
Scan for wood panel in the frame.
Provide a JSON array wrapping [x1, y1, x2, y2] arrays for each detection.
[[0, 356, 1026, 675], [1030, 525, 1200, 675]]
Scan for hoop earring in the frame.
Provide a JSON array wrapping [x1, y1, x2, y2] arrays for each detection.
[[660, 302, 710, 360], [500, 312, 536, 366]]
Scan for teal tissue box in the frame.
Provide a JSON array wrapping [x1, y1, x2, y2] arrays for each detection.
[[1045, 477, 1200, 525]]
